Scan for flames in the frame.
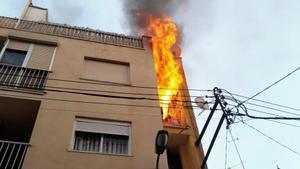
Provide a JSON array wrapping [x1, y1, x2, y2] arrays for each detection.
[[145, 15, 186, 125]]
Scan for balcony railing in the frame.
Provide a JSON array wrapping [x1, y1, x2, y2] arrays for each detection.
[[0, 16, 144, 49], [0, 63, 49, 90], [0, 140, 29, 169]]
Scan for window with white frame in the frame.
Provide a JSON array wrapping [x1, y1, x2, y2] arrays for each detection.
[[1, 49, 27, 66], [73, 118, 131, 155]]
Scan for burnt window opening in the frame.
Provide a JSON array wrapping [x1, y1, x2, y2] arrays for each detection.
[[167, 149, 183, 169]]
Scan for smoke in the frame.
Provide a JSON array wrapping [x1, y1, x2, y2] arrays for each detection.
[[48, 0, 85, 24], [122, 0, 186, 34]]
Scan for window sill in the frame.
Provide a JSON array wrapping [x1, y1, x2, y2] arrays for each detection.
[[68, 149, 133, 157]]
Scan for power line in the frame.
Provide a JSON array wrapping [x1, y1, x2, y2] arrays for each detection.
[[246, 108, 286, 118], [0, 77, 211, 99], [0, 92, 201, 110], [237, 66, 300, 106], [226, 97, 300, 120], [0, 82, 210, 106], [231, 93, 300, 112], [39, 107, 162, 118], [47, 77, 212, 92], [243, 107, 300, 120], [44, 85, 208, 98], [0, 71, 213, 99], [225, 128, 228, 169], [228, 127, 246, 169], [5, 71, 300, 116], [244, 101, 300, 117], [242, 121, 300, 157], [263, 119, 300, 129], [227, 100, 300, 118]]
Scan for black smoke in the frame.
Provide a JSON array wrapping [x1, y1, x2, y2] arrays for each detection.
[[122, 0, 186, 34]]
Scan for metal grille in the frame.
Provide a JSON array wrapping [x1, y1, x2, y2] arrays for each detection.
[[0, 63, 49, 90], [0, 140, 29, 169], [74, 131, 129, 155]]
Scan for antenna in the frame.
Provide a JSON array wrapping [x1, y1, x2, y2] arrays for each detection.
[[195, 97, 209, 110], [195, 96, 209, 116]]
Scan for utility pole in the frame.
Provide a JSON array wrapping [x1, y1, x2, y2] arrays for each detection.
[[195, 87, 231, 169]]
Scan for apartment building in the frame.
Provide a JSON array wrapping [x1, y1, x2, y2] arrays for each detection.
[[0, 3, 205, 169]]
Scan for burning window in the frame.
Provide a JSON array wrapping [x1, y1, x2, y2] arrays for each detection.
[[136, 16, 187, 126], [122, 0, 188, 126]]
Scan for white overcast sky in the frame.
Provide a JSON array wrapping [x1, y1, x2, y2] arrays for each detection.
[[1, 0, 300, 168]]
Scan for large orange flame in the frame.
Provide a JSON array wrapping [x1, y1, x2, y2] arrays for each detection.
[[146, 15, 186, 125]]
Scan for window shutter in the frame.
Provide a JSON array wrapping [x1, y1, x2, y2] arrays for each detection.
[[82, 58, 131, 84], [27, 44, 55, 70], [7, 40, 29, 51], [76, 119, 130, 136]]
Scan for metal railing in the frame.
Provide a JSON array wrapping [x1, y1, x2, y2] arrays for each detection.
[[0, 16, 144, 49], [0, 63, 49, 90], [0, 140, 29, 169]]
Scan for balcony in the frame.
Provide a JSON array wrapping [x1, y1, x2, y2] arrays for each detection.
[[0, 63, 49, 91], [0, 96, 40, 169], [0, 140, 29, 169]]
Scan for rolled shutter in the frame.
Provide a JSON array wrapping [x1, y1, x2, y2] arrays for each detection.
[[82, 58, 131, 84], [27, 44, 55, 70], [76, 119, 130, 136], [7, 40, 29, 51]]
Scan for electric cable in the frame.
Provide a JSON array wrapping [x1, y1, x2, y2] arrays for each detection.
[[263, 119, 300, 129], [243, 102, 300, 117], [222, 89, 300, 117], [236, 66, 300, 106], [224, 94, 300, 120], [231, 92, 300, 112], [243, 107, 300, 120], [0, 92, 202, 110], [40, 107, 162, 117], [228, 127, 246, 169], [225, 127, 228, 169], [0, 81, 211, 106], [0, 70, 214, 99], [242, 121, 300, 157], [47, 77, 212, 91]]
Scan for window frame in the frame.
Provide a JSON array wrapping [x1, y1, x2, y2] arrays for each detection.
[[70, 117, 132, 156], [0, 39, 34, 67], [81, 56, 131, 85]]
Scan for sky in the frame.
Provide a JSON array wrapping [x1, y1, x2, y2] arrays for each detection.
[[1, 0, 300, 168]]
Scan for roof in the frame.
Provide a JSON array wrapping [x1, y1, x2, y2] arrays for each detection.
[[0, 16, 144, 49]]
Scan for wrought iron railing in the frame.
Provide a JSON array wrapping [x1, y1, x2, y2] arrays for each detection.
[[0, 63, 49, 90], [0, 140, 29, 169]]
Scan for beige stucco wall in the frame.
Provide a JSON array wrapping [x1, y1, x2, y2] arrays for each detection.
[[0, 27, 169, 169], [0, 23, 205, 169]]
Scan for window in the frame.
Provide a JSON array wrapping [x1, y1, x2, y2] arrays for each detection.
[[73, 118, 131, 155], [82, 57, 131, 84], [0, 49, 27, 66]]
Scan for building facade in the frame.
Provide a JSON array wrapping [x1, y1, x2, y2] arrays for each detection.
[[0, 3, 205, 169]]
